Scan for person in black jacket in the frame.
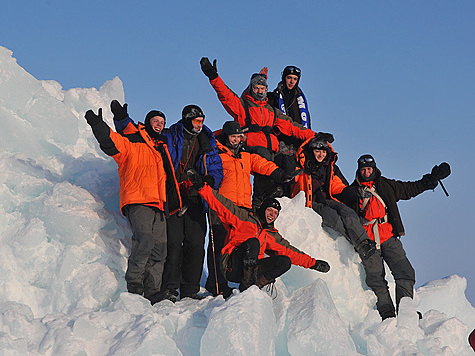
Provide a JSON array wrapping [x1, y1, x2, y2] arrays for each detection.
[[341, 154, 451, 319]]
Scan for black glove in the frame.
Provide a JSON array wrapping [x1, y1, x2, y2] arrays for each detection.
[[356, 239, 377, 260], [316, 132, 334, 143], [270, 168, 287, 183], [85, 108, 103, 126], [200, 57, 218, 80], [310, 260, 330, 273], [421, 173, 438, 190], [110, 100, 128, 121], [187, 169, 205, 190], [203, 175, 215, 188], [431, 162, 451, 181], [220, 253, 230, 272]]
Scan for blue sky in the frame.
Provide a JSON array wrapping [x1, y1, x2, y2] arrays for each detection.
[[2, 1, 474, 303]]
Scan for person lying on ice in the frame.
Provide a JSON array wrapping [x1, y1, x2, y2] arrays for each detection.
[[186, 169, 330, 296]]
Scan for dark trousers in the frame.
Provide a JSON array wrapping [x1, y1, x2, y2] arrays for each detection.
[[225, 238, 291, 284], [312, 199, 369, 247], [249, 146, 277, 208], [205, 211, 229, 294], [161, 196, 207, 296], [124, 204, 167, 298], [362, 237, 415, 316]]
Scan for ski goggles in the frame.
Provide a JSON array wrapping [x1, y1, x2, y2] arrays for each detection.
[[358, 156, 375, 164], [285, 66, 301, 74], [192, 118, 204, 125]]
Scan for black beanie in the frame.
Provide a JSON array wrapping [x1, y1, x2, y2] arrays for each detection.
[[282, 65, 301, 82], [222, 121, 243, 136], [357, 154, 376, 170], [145, 110, 166, 138], [257, 198, 281, 225], [357, 154, 377, 182]]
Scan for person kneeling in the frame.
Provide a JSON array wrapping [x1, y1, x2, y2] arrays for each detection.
[[187, 169, 330, 295]]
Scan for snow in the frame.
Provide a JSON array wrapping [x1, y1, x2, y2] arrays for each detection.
[[0, 45, 473, 355]]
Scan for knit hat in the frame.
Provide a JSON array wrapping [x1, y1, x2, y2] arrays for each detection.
[[282, 65, 301, 82], [249, 73, 268, 101], [357, 154, 376, 170], [222, 121, 243, 136], [144, 110, 166, 138], [182, 104, 205, 133], [257, 197, 281, 225], [308, 136, 328, 151]]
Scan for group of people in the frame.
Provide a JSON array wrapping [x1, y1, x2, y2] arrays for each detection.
[[84, 58, 451, 320]]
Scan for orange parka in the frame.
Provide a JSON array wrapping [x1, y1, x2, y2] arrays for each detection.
[[198, 184, 316, 268], [209, 76, 315, 152], [216, 139, 279, 209], [88, 118, 181, 216], [292, 138, 348, 207]]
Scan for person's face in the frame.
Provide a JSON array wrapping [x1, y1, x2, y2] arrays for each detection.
[[360, 167, 374, 179], [191, 117, 204, 131], [265, 207, 279, 224], [313, 149, 327, 163], [253, 84, 267, 95], [228, 134, 242, 146], [150, 116, 165, 133], [285, 74, 299, 90]]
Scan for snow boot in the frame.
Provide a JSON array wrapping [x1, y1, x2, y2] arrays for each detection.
[[127, 283, 144, 296], [239, 259, 258, 292]]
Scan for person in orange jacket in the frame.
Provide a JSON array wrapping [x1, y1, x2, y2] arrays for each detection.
[[206, 121, 296, 297], [340, 154, 451, 319], [292, 134, 377, 261], [84, 104, 181, 305], [200, 57, 315, 207], [187, 169, 330, 293]]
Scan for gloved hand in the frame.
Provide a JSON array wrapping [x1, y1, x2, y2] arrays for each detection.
[[220, 253, 230, 272], [356, 239, 377, 260], [430, 162, 451, 181], [200, 57, 218, 80], [203, 174, 215, 188], [85, 108, 103, 126], [421, 173, 438, 190], [110, 100, 128, 121], [316, 132, 334, 143], [310, 260, 330, 273], [270, 168, 287, 183], [187, 169, 205, 190], [358, 186, 373, 199]]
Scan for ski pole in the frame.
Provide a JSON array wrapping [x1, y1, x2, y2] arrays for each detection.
[[439, 180, 449, 197], [202, 154, 220, 296]]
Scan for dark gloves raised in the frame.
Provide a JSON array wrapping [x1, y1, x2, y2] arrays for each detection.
[[110, 100, 128, 121], [187, 169, 205, 190], [200, 57, 218, 80], [430, 162, 451, 181], [421, 173, 438, 190], [85, 108, 103, 126], [356, 239, 377, 260], [310, 260, 330, 273], [203, 175, 215, 188]]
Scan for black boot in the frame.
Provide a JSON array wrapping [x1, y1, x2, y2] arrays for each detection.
[[239, 259, 258, 292], [127, 283, 144, 296]]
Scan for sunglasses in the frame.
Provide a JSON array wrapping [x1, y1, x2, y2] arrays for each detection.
[[358, 156, 375, 164], [192, 118, 204, 125]]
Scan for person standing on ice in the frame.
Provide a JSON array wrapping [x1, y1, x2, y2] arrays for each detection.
[[186, 169, 330, 294], [84, 102, 182, 305], [205, 121, 297, 297], [200, 57, 315, 208], [266, 65, 311, 198], [340, 154, 451, 319], [291, 133, 378, 262], [112, 102, 223, 302]]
